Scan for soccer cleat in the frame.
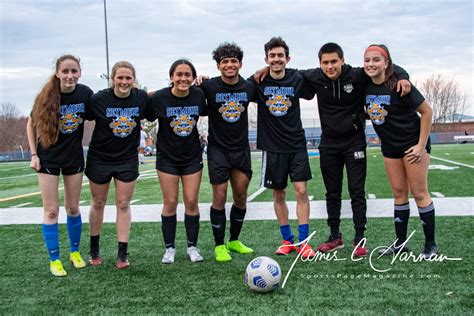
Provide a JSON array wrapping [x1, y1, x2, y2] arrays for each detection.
[[297, 242, 316, 259], [353, 242, 367, 257], [69, 251, 86, 269], [162, 247, 176, 264], [226, 240, 254, 254], [275, 239, 296, 255], [378, 243, 410, 256], [115, 258, 130, 269], [88, 256, 103, 266], [50, 259, 67, 277], [421, 243, 438, 260], [317, 234, 344, 253], [187, 246, 204, 263], [215, 244, 232, 262]]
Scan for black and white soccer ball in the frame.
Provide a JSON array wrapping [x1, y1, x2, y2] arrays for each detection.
[[245, 256, 281, 293]]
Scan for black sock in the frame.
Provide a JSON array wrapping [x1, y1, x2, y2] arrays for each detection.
[[161, 214, 177, 248], [90, 235, 100, 258], [419, 203, 435, 246], [229, 205, 246, 241], [354, 229, 365, 244], [185, 214, 200, 247], [210, 207, 226, 246], [118, 242, 128, 261], [394, 202, 410, 245], [330, 227, 340, 240]]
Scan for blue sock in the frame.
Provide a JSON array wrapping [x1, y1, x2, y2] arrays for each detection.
[[280, 225, 294, 243], [42, 223, 60, 261], [298, 224, 309, 243], [67, 214, 82, 252]]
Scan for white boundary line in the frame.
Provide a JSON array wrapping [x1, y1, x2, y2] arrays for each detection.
[[431, 155, 474, 169], [247, 186, 266, 202]]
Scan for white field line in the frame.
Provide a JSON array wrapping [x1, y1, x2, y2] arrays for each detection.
[[130, 199, 141, 204], [10, 202, 33, 208], [430, 155, 474, 169], [308, 195, 314, 201], [247, 186, 266, 202], [368, 194, 376, 199], [431, 192, 445, 198], [0, 173, 36, 180]]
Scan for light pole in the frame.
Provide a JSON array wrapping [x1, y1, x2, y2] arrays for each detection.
[[103, 0, 110, 85]]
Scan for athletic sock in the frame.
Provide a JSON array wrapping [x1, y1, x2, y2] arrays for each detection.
[[418, 202, 436, 246], [184, 214, 200, 247], [161, 214, 177, 249], [394, 202, 410, 244], [280, 224, 294, 243], [330, 226, 340, 240], [66, 214, 82, 252], [298, 224, 309, 243], [117, 242, 128, 261], [42, 223, 60, 261], [229, 205, 246, 241], [90, 235, 100, 258], [210, 207, 226, 246]]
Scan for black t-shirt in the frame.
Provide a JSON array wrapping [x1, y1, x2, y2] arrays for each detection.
[[37, 83, 93, 168], [87, 88, 148, 162], [144, 86, 206, 165], [201, 76, 256, 151], [300, 64, 409, 142], [365, 81, 425, 152], [250, 69, 312, 153]]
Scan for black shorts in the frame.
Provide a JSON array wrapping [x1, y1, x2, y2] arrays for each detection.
[[207, 146, 252, 185], [85, 159, 139, 184], [382, 138, 432, 159], [156, 154, 203, 176], [261, 151, 312, 190], [37, 166, 84, 176]]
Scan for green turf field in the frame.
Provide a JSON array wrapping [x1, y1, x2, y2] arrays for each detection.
[[1, 217, 472, 314], [1, 144, 473, 208]]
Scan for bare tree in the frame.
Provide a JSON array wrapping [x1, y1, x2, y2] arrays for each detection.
[[418, 75, 467, 123], [0, 102, 28, 151]]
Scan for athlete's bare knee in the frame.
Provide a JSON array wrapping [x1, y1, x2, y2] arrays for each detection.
[[273, 190, 286, 203], [65, 205, 80, 216], [45, 209, 59, 221], [116, 200, 131, 214]]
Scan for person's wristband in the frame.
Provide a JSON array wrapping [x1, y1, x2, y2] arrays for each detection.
[[31, 154, 37, 156]]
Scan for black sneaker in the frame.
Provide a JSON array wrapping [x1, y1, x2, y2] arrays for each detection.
[[378, 243, 410, 256], [421, 244, 438, 259]]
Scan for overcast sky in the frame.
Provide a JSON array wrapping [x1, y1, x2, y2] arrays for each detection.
[[1, 0, 473, 119]]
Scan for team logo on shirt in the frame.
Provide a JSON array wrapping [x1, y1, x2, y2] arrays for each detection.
[[366, 95, 390, 125], [106, 107, 139, 138], [216, 92, 248, 123], [167, 106, 199, 137], [264, 87, 294, 117], [58, 103, 85, 134], [344, 84, 354, 93]]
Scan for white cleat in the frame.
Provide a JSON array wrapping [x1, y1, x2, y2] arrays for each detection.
[[162, 247, 176, 264], [187, 246, 204, 263]]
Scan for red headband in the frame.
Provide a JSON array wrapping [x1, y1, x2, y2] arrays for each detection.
[[365, 46, 388, 59]]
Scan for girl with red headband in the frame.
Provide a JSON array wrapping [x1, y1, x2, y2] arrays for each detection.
[[363, 44, 438, 259]]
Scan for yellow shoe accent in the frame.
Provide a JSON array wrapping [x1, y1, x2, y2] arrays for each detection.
[[50, 259, 67, 277], [69, 251, 86, 269], [227, 240, 254, 254], [215, 245, 232, 262]]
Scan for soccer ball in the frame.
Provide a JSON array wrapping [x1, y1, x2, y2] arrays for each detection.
[[245, 256, 281, 293]]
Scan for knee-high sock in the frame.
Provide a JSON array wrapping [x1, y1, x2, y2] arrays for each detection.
[[162, 214, 177, 249], [229, 205, 246, 241], [394, 202, 410, 244], [42, 223, 60, 261], [67, 214, 82, 252], [185, 214, 200, 247], [210, 207, 226, 246]]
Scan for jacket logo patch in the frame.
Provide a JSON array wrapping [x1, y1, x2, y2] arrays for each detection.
[[344, 84, 353, 93]]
